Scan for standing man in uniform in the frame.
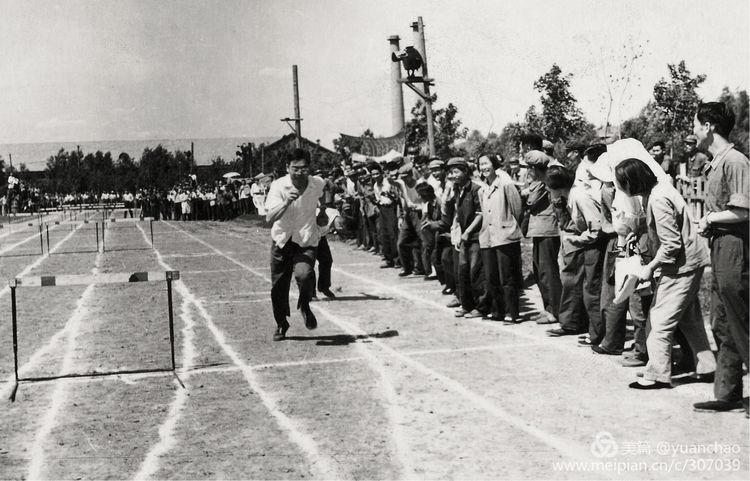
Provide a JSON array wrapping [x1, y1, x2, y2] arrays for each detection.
[[692, 102, 749, 415], [265, 148, 328, 341]]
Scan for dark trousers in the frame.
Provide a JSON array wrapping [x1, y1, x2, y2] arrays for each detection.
[[366, 214, 379, 252], [420, 224, 437, 277], [438, 237, 456, 289], [378, 205, 399, 264], [711, 234, 749, 402], [457, 240, 487, 312], [532, 236, 562, 318], [270, 241, 317, 328], [558, 240, 606, 335], [397, 210, 423, 274], [481, 242, 522, 319], [315, 236, 333, 291]]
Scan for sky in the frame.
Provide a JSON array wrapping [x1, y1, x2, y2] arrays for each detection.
[[0, 0, 748, 148]]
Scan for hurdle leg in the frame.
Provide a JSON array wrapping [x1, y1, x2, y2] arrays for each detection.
[[150, 219, 154, 247], [10, 284, 19, 402], [96, 222, 100, 252], [39, 225, 44, 255], [165, 275, 184, 388], [46, 225, 50, 255], [102, 222, 106, 252]]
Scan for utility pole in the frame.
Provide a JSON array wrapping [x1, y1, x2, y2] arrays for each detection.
[[281, 65, 303, 148], [411, 17, 435, 156], [395, 17, 436, 157]]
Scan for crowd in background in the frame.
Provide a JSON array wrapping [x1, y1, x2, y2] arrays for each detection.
[[317, 100, 747, 415], [1, 176, 270, 221]]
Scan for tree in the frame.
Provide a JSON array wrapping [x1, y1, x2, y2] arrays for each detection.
[[406, 95, 468, 158], [532, 64, 592, 142], [458, 129, 504, 160], [652, 61, 706, 154], [718, 87, 749, 155], [235, 143, 255, 177]]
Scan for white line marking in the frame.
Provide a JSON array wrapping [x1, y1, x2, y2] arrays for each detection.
[[134, 223, 339, 479], [0, 224, 92, 401], [134, 297, 196, 480], [26, 250, 103, 480], [188, 224, 611, 475], [165, 224, 422, 477]]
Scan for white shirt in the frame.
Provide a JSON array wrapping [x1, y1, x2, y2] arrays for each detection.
[[265, 175, 325, 248]]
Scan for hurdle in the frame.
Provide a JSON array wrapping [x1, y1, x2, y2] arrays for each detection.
[[45, 220, 100, 255], [0, 222, 44, 257], [102, 217, 155, 252], [7, 270, 182, 401]]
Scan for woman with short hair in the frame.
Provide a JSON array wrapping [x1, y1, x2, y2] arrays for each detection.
[[615, 158, 716, 389]]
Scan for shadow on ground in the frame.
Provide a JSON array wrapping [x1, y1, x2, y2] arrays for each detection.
[[285, 329, 399, 346]]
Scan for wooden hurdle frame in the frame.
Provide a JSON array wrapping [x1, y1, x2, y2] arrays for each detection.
[[102, 217, 155, 252], [8, 270, 182, 401], [0, 222, 44, 257], [45, 220, 100, 255]]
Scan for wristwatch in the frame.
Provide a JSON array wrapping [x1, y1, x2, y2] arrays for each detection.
[[705, 212, 714, 225]]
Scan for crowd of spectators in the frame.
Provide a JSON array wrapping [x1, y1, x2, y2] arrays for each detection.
[[312, 101, 747, 415]]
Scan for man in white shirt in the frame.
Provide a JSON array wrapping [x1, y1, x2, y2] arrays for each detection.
[[265, 149, 328, 341]]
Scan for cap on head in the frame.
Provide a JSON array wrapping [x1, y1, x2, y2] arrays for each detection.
[[446, 157, 469, 170], [521, 150, 550, 168], [428, 159, 445, 169]]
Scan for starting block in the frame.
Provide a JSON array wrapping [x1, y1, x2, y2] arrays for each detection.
[[8, 270, 182, 401]]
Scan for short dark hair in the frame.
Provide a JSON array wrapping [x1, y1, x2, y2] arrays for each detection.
[[544, 166, 574, 190], [649, 141, 666, 150], [583, 144, 607, 163], [286, 148, 310, 165], [367, 162, 382, 173], [520, 133, 543, 151], [697, 101, 736, 139], [415, 182, 435, 199], [479, 154, 503, 170], [614, 158, 658, 196]]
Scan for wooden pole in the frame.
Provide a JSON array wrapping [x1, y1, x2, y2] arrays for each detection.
[[412, 17, 435, 157], [293, 65, 302, 148]]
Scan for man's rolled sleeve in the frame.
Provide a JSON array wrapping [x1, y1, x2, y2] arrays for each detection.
[[725, 156, 750, 209], [651, 196, 681, 265]]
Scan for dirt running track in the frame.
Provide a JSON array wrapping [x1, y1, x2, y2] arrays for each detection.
[[0, 213, 747, 480]]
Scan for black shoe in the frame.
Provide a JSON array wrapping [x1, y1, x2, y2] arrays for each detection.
[[546, 328, 583, 337], [379, 262, 395, 269], [591, 345, 622, 355], [629, 380, 672, 390], [577, 338, 595, 347], [423, 275, 438, 281], [319, 288, 336, 299], [398, 270, 413, 277], [441, 287, 455, 295], [273, 322, 289, 341], [413, 270, 426, 276], [693, 399, 744, 412], [301, 306, 317, 330]]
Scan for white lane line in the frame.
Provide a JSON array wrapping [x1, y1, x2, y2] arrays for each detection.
[[187, 224, 611, 475], [134, 297, 196, 480], [164, 224, 420, 478], [26, 250, 103, 480], [0, 224, 92, 401], [135, 223, 339, 480], [35, 341, 554, 385]]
